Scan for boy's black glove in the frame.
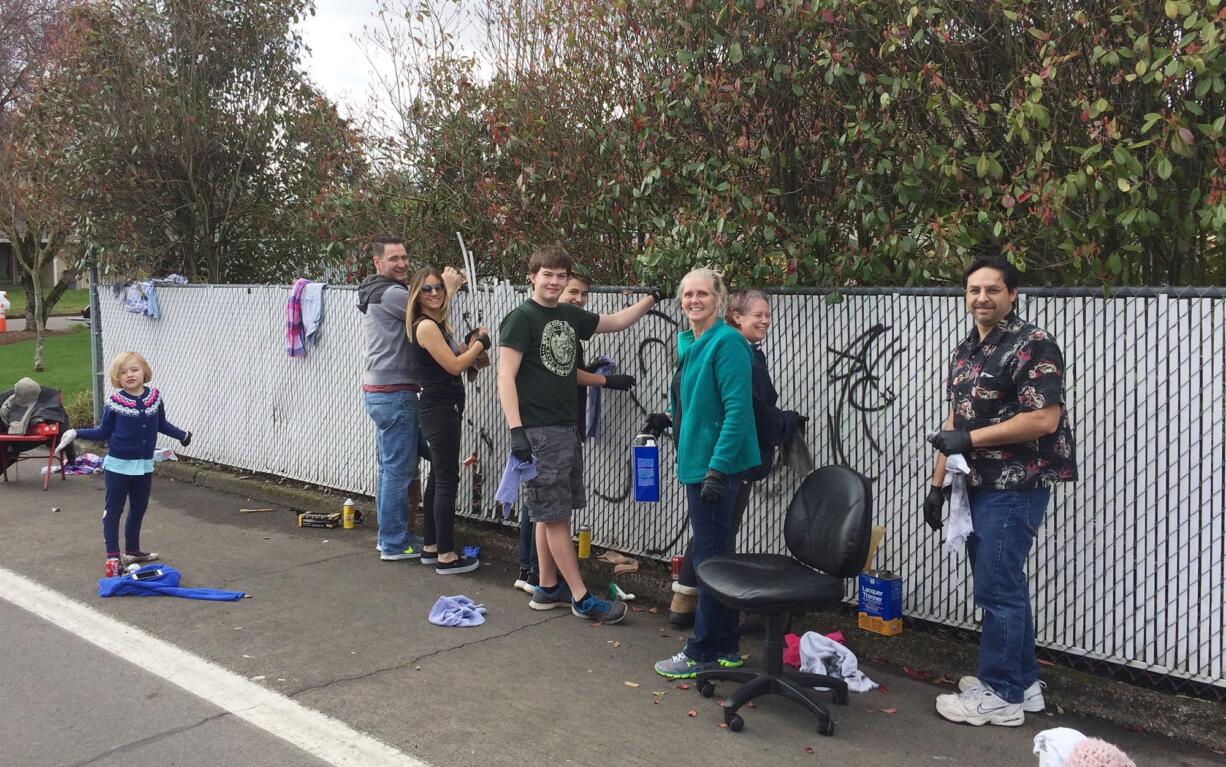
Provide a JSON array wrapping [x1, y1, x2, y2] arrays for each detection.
[[510, 426, 532, 462], [181, 431, 193, 448], [603, 374, 635, 391], [928, 429, 973, 456], [643, 412, 672, 437], [700, 469, 727, 502], [647, 288, 665, 304], [923, 484, 950, 531]]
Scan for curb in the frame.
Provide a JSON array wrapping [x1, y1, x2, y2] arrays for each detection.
[[155, 459, 1226, 754]]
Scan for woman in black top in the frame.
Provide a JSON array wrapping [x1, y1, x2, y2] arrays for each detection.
[[406, 267, 491, 574]]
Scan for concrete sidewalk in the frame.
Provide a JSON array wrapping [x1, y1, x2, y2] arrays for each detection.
[[0, 469, 1220, 767]]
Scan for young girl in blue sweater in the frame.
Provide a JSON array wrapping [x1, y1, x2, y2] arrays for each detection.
[[58, 352, 192, 576]]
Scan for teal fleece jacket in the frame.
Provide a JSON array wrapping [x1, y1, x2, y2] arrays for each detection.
[[669, 319, 760, 484]]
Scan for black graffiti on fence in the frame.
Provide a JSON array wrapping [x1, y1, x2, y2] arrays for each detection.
[[826, 324, 905, 479]]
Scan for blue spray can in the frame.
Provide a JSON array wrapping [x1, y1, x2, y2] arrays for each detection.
[[632, 434, 659, 503]]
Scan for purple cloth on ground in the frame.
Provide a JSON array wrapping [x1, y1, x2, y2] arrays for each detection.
[[429, 595, 487, 627], [495, 454, 537, 519]]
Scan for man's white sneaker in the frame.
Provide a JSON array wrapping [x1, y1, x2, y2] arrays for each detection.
[[935, 687, 1024, 726], [958, 676, 1046, 712]]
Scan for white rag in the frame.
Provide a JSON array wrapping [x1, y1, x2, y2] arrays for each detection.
[[942, 453, 973, 555], [797, 632, 878, 693], [1033, 727, 1088, 767]]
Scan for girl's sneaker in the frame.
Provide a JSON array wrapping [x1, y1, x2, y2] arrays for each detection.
[[124, 551, 159, 565], [104, 557, 123, 578]]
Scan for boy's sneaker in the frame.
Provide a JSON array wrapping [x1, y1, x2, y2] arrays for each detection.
[[717, 653, 745, 668], [104, 557, 123, 578], [571, 592, 627, 624], [380, 545, 422, 561], [123, 551, 159, 565], [654, 651, 704, 679], [529, 582, 572, 610], [420, 551, 440, 565], [958, 676, 1046, 712], [513, 567, 538, 594], [935, 687, 1024, 726], [436, 556, 479, 575]]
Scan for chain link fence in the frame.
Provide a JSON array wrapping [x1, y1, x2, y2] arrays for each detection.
[[96, 283, 1225, 693]]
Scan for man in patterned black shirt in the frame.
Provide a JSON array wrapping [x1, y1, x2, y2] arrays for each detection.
[[924, 252, 1077, 727]]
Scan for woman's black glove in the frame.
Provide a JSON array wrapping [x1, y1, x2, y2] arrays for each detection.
[[180, 431, 193, 448], [602, 374, 635, 391], [699, 469, 727, 502], [923, 484, 950, 531], [465, 328, 492, 351], [510, 426, 532, 462], [643, 412, 672, 437]]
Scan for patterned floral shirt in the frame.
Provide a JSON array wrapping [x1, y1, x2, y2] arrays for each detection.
[[946, 311, 1077, 489]]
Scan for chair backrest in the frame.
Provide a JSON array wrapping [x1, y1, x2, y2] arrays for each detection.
[[784, 465, 872, 578]]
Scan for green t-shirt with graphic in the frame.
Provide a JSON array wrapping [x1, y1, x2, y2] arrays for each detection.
[[499, 299, 599, 428]]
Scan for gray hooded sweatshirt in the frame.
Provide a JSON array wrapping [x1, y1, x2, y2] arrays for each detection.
[[357, 275, 416, 386]]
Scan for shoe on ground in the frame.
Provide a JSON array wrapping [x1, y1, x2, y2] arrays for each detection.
[[958, 676, 1046, 712], [380, 545, 422, 561], [436, 556, 479, 575], [571, 592, 627, 624], [935, 687, 1024, 726], [668, 591, 696, 629], [717, 654, 744, 668], [513, 567, 539, 594], [123, 551, 159, 565], [420, 550, 439, 564], [529, 582, 573, 610], [654, 651, 704, 679]]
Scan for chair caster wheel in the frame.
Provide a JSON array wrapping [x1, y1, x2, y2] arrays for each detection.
[[832, 688, 849, 705], [817, 719, 835, 736], [726, 713, 744, 732], [698, 681, 715, 698]]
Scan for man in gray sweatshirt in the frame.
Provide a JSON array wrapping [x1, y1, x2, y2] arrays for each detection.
[[357, 235, 462, 561]]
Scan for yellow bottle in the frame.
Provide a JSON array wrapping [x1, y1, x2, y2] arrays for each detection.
[[577, 525, 592, 558], [342, 498, 356, 530]]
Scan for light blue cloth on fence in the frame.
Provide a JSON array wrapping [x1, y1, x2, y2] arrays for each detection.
[[429, 595, 487, 627], [99, 564, 246, 601], [586, 355, 615, 439], [495, 455, 537, 519], [301, 282, 326, 346]]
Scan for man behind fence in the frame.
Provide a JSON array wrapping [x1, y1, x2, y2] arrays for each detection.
[[924, 251, 1077, 727], [358, 234, 460, 561]]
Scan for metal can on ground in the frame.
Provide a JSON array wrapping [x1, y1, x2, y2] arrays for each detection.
[[577, 525, 592, 559], [671, 555, 684, 581], [342, 498, 356, 530]]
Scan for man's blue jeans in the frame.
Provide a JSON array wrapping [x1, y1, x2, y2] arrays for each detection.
[[683, 474, 742, 663], [966, 485, 1051, 704], [364, 390, 421, 553]]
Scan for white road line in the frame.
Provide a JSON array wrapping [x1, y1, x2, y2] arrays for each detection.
[[0, 567, 427, 767]]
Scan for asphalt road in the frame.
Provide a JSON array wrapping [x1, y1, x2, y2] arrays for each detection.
[[0, 469, 1220, 766]]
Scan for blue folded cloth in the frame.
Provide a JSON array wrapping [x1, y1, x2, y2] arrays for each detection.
[[98, 564, 245, 601], [495, 455, 538, 519], [429, 595, 487, 627]]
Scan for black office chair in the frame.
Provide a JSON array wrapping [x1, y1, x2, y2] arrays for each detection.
[[694, 465, 872, 736]]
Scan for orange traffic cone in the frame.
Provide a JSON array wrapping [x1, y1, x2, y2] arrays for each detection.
[[0, 309, 7, 332]]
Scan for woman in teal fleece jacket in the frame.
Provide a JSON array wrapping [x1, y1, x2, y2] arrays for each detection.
[[653, 268, 760, 680]]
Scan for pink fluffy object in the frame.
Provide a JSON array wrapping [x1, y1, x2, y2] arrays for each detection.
[[1065, 738, 1136, 767]]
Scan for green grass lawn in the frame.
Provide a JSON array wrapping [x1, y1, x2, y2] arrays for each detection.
[[0, 327, 93, 397], [1, 287, 90, 317]]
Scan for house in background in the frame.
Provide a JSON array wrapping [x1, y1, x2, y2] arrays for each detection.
[[0, 237, 86, 289]]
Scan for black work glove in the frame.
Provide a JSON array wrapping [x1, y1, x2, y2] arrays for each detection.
[[923, 484, 950, 531], [647, 288, 665, 304], [643, 412, 672, 437], [472, 332, 492, 352], [699, 469, 727, 502], [510, 426, 532, 462], [602, 374, 635, 391], [180, 431, 193, 448], [928, 429, 973, 456]]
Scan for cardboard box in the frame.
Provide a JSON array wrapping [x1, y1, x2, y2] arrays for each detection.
[[858, 570, 903, 636], [297, 511, 342, 529]]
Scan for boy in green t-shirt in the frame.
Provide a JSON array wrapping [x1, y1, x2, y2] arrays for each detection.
[[498, 243, 659, 624]]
